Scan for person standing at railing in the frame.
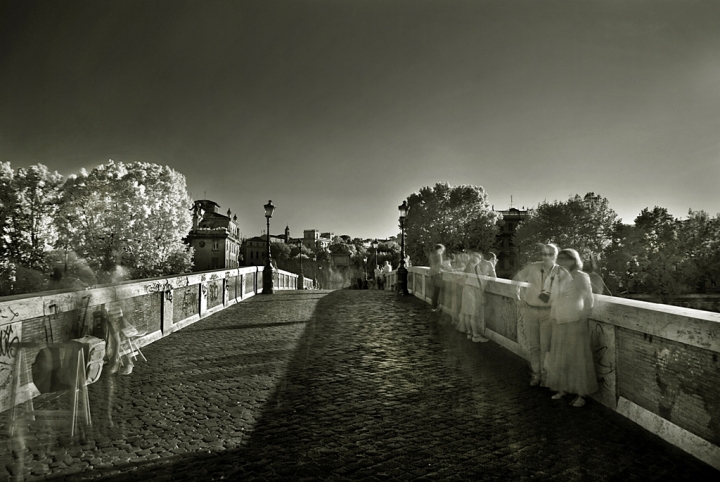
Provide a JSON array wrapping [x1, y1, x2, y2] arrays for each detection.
[[473, 252, 498, 342], [381, 260, 392, 290], [429, 244, 446, 312], [103, 301, 135, 375], [374, 265, 382, 290], [513, 243, 560, 387], [458, 252, 487, 341], [544, 248, 598, 407]]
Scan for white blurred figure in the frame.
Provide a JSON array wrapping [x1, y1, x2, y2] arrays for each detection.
[[457, 252, 484, 341], [544, 248, 598, 407], [514, 244, 560, 387]]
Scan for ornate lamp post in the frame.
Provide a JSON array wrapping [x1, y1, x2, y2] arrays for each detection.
[[363, 256, 368, 289], [397, 201, 409, 295], [262, 200, 275, 294], [312, 256, 317, 290], [296, 240, 305, 290], [372, 239, 378, 268]]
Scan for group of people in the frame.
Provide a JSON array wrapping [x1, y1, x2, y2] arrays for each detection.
[[513, 243, 598, 407], [429, 242, 599, 408], [373, 260, 392, 290], [428, 244, 498, 342]]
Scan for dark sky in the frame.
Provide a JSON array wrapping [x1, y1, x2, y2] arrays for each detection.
[[2, 0, 719, 239]]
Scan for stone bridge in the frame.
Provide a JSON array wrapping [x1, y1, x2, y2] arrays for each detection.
[[0, 266, 718, 480]]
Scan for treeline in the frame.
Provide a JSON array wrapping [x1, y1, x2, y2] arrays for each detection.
[[402, 183, 720, 301], [0, 160, 194, 296], [514, 196, 720, 301]]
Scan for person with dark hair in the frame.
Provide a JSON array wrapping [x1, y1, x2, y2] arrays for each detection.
[[374, 265, 382, 290], [429, 244, 446, 312], [544, 248, 598, 407], [484, 252, 498, 268], [513, 243, 560, 386], [584, 255, 612, 296]]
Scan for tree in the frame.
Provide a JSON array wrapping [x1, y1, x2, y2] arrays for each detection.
[[270, 241, 292, 267], [677, 210, 720, 292], [0, 161, 17, 294], [404, 183, 500, 266], [0, 162, 64, 295], [513, 192, 618, 267], [630, 207, 689, 301], [603, 206, 695, 301], [55, 160, 194, 283]]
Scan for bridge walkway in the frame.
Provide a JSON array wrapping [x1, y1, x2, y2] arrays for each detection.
[[2, 290, 717, 481]]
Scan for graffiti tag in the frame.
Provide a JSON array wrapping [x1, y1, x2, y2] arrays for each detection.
[[0, 305, 19, 323]]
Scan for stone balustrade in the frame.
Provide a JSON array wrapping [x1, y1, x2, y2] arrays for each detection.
[[0, 266, 311, 413], [384, 266, 720, 470]]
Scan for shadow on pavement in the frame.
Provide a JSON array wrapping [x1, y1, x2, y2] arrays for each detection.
[[56, 290, 718, 481]]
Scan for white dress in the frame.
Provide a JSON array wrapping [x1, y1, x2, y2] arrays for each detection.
[[544, 270, 598, 396]]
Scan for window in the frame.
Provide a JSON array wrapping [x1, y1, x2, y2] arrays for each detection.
[[211, 257, 219, 268], [213, 240, 219, 250]]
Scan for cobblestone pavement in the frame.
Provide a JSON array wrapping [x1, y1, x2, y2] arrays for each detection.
[[2, 290, 718, 481]]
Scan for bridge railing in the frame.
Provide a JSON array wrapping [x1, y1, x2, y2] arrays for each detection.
[[384, 266, 720, 470], [0, 266, 311, 412]]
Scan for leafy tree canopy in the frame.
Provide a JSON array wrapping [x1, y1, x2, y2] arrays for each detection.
[[513, 192, 618, 267], [404, 182, 500, 266], [56, 160, 194, 283]]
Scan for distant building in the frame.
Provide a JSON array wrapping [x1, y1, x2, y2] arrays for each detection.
[[303, 229, 333, 250], [186, 200, 242, 271], [242, 226, 296, 266], [494, 207, 530, 279]]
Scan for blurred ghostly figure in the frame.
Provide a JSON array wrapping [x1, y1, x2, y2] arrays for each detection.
[[429, 244, 446, 312], [103, 301, 135, 375], [584, 256, 612, 296], [544, 248, 598, 407], [374, 265, 382, 290], [457, 252, 484, 341], [514, 244, 560, 387]]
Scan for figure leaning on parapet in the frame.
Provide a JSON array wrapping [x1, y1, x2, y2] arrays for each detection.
[[544, 248, 598, 407], [374, 265, 382, 290], [513, 243, 560, 387], [474, 252, 498, 342], [457, 252, 491, 342], [429, 244, 446, 312]]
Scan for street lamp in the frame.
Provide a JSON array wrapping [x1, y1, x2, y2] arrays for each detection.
[[311, 256, 317, 290], [363, 256, 367, 289], [372, 239, 378, 269], [397, 200, 409, 295], [296, 240, 305, 290], [262, 200, 275, 294]]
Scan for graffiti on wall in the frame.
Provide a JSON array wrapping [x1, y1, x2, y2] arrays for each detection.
[[0, 305, 19, 323], [208, 283, 219, 303], [183, 289, 198, 314], [589, 320, 617, 409], [0, 322, 21, 397]]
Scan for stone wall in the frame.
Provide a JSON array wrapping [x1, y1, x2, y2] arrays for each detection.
[[0, 266, 308, 413], [391, 267, 720, 470]]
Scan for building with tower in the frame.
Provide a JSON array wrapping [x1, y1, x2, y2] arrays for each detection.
[[185, 200, 242, 271], [494, 206, 531, 279]]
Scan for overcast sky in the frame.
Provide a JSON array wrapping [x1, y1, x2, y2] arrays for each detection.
[[1, 0, 719, 239]]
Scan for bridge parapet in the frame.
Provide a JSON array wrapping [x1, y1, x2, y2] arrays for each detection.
[[0, 266, 311, 412], [384, 266, 720, 470]]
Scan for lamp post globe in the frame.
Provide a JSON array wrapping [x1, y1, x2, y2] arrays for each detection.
[[397, 200, 409, 295], [296, 240, 305, 290], [262, 200, 275, 294]]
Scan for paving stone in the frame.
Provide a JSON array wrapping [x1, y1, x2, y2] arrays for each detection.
[[4, 290, 718, 481]]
